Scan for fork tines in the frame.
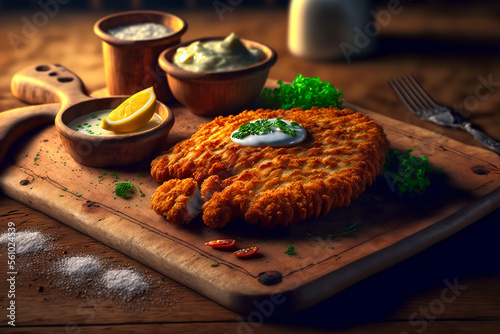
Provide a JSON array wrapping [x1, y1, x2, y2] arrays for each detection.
[[388, 74, 438, 115]]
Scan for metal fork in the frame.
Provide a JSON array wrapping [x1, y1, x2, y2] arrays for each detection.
[[388, 74, 500, 155]]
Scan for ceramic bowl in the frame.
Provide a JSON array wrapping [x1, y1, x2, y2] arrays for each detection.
[[94, 10, 187, 102], [158, 36, 277, 115]]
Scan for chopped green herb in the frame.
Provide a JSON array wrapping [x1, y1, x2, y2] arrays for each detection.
[[114, 181, 145, 198], [261, 74, 343, 110], [211, 262, 220, 267], [383, 149, 432, 198], [111, 173, 119, 179], [284, 244, 297, 256], [98, 172, 107, 184], [232, 118, 301, 139], [307, 219, 360, 238]]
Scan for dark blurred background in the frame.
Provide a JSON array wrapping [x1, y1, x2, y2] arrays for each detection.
[[1, 0, 499, 10]]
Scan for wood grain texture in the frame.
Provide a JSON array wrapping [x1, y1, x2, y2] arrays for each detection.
[[0, 103, 60, 165], [2, 322, 500, 334], [1, 82, 499, 314], [10, 64, 91, 107], [1, 196, 498, 331], [1, 4, 499, 332]]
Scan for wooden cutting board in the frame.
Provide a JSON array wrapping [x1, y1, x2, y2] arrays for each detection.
[[1, 81, 499, 315]]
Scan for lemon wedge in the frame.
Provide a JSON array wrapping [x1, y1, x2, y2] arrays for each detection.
[[101, 87, 156, 133]]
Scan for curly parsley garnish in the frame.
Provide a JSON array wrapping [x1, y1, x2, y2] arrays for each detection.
[[383, 149, 433, 198], [284, 244, 297, 256], [261, 74, 343, 110], [232, 118, 301, 140], [114, 181, 145, 198]]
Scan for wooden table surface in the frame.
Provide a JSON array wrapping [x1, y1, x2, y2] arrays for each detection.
[[1, 2, 499, 333]]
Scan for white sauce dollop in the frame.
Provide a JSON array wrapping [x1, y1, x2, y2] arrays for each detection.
[[231, 119, 307, 147], [108, 23, 173, 41]]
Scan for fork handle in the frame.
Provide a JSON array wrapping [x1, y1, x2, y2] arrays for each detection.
[[462, 121, 500, 155]]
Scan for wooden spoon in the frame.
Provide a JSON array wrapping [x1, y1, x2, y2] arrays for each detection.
[[1, 64, 174, 167]]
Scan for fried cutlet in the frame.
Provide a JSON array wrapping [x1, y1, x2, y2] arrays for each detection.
[[151, 106, 390, 228]]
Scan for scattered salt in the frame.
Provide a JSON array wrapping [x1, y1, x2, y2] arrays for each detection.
[[0, 230, 47, 254], [1, 230, 155, 304], [102, 269, 149, 300], [58, 256, 102, 277]]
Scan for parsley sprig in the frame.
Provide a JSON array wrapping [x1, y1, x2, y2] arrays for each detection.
[[232, 118, 301, 140], [284, 244, 297, 256], [261, 74, 343, 110], [114, 181, 145, 198], [383, 149, 432, 198]]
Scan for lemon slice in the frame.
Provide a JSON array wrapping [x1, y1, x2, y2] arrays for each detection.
[[101, 87, 156, 133]]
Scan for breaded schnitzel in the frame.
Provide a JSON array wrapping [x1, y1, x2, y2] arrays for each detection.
[[151, 106, 390, 228]]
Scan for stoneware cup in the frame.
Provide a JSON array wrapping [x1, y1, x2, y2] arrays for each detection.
[[94, 10, 187, 102]]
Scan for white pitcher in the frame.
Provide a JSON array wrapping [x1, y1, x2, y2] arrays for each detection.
[[288, 0, 377, 62]]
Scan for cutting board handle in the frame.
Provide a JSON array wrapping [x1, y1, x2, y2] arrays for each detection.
[[0, 103, 61, 165], [10, 64, 92, 107]]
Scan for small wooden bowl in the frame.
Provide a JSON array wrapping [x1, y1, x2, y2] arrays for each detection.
[[9, 64, 175, 168], [158, 37, 277, 116], [94, 10, 187, 102], [55, 98, 174, 167]]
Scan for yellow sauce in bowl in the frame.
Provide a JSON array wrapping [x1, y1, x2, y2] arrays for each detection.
[[173, 33, 265, 72]]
